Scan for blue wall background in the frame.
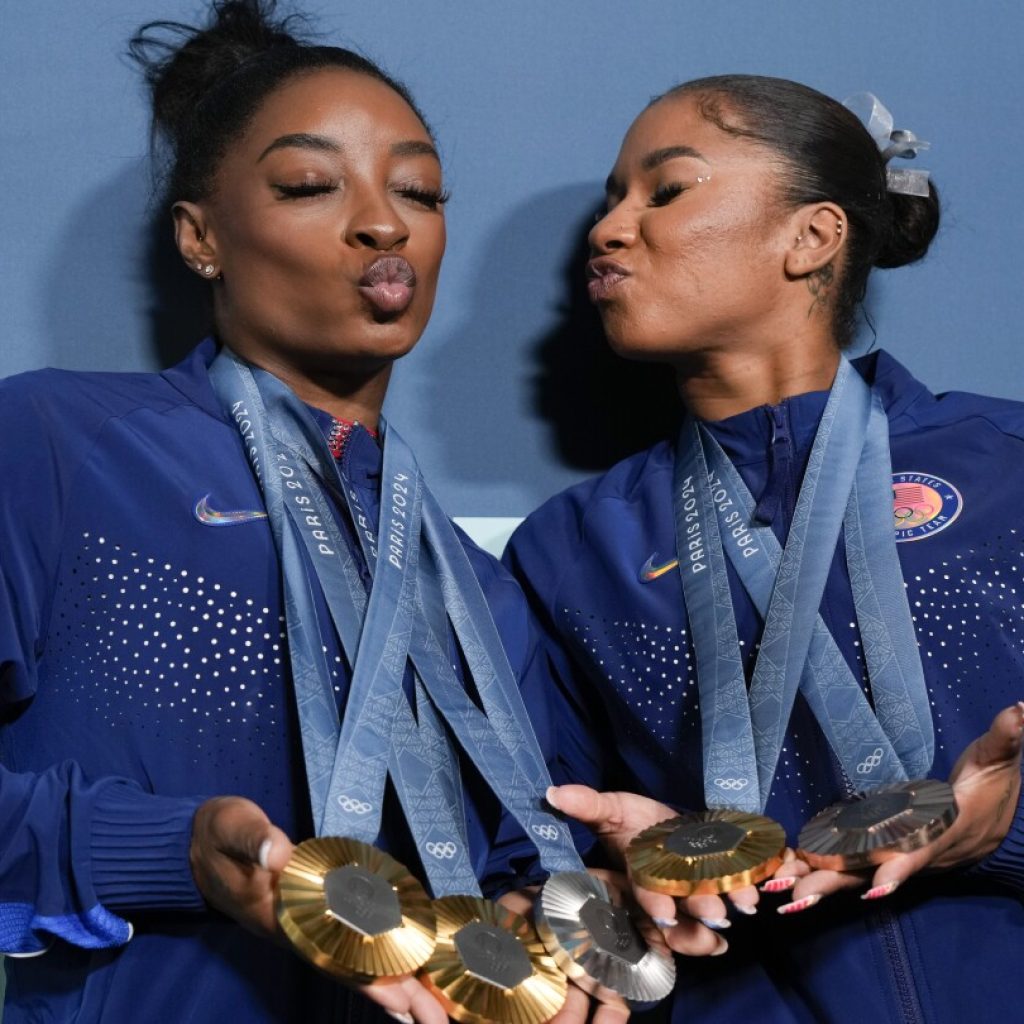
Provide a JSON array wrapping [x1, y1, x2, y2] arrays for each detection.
[[1, 0, 1022, 516]]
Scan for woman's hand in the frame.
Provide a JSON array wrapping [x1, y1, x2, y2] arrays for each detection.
[[546, 785, 759, 956], [763, 702, 1024, 914], [190, 797, 448, 1024], [190, 796, 295, 937]]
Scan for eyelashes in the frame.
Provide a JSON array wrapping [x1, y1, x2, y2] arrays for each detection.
[[599, 180, 691, 217], [395, 185, 450, 210], [649, 182, 687, 207], [271, 180, 450, 209], [273, 181, 336, 199]]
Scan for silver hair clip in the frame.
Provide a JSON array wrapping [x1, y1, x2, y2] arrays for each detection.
[[842, 92, 931, 197]]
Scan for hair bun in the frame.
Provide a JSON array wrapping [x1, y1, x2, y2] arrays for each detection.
[[874, 180, 941, 269], [129, 0, 305, 146]]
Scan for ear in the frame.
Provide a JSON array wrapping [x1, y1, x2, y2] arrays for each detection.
[[784, 203, 846, 278], [173, 201, 220, 279]]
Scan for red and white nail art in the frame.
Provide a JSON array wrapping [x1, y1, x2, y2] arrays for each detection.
[[761, 876, 798, 894], [862, 881, 899, 901], [777, 893, 822, 915]]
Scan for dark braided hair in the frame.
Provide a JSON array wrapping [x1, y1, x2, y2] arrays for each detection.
[[654, 75, 940, 347]]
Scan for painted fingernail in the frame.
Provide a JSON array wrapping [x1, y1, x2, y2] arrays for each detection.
[[386, 1013, 414, 1024], [544, 786, 561, 810], [862, 881, 899, 901], [710, 935, 729, 956], [257, 838, 272, 871], [653, 916, 679, 929], [777, 894, 821, 915], [760, 877, 797, 894], [699, 917, 731, 930], [732, 903, 757, 916]]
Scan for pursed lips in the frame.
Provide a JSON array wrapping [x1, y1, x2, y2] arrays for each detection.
[[586, 256, 631, 302]]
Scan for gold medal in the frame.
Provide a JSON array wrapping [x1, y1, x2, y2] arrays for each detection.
[[535, 872, 675, 1009], [627, 809, 786, 896], [419, 895, 567, 1024], [276, 837, 436, 983], [797, 779, 958, 871]]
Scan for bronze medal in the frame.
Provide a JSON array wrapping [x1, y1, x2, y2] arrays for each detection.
[[797, 779, 958, 871]]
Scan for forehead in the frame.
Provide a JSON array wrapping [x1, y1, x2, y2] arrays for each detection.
[[615, 93, 764, 171], [242, 68, 431, 152]]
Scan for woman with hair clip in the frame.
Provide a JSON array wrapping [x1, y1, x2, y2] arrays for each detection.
[[505, 76, 1024, 1023], [0, 3, 649, 1023]]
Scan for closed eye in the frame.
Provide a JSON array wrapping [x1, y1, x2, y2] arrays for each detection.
[[649, 182, 687, 207], [272, 181, 337, 199], [394, 186, 450, 210]]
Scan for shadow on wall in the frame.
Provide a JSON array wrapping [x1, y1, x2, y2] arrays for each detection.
[[44, 159, 211, 373], [528, 198, 681, 472], [410, 183, 680, 503]]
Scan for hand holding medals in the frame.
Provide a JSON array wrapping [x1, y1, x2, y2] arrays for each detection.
[[212, 352, 671, 1023], [760, 703, 1024, 910]]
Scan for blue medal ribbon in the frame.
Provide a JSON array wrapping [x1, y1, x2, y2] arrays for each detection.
[[674, 359, 933, 812], [210, 347, 584, 898]]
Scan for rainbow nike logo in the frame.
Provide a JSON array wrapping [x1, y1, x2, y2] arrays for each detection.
[[194, 494, 268, 526], [639, 554, 679, 582]]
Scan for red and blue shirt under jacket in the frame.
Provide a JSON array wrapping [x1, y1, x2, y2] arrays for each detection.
[[505, 350, 1024, 1024]]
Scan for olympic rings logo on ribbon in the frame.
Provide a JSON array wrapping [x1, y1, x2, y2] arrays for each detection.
[[713, 778, 749, 791], [856, 748, 885, 774], [425, 841, 458, 860], [336, 795, 372, 814], [532, 824, 560, 841]]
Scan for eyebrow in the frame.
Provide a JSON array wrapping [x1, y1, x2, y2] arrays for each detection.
[[258, 133, 341, 162], [390, 139, 441, 162], [641, 145, 709, 171], [605, 144, 710, 194], [257, 133, 440, 163]]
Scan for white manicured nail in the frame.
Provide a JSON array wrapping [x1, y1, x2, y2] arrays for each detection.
[[257, 838, 272, 871], [699, 917, 731, 930], [387, 1013, 414, 1024]]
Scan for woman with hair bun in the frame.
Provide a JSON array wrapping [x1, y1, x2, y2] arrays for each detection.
[[506, 76, 1024, 1023], [0, 3, 611, 1022]]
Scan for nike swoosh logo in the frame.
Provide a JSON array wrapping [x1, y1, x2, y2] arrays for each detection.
[[639, 553, 679, 582], [194, 494, 268, 526]]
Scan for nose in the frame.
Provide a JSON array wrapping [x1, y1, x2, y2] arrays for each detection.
[[345, 189, 410, 251], [589, 207, 638, 254]]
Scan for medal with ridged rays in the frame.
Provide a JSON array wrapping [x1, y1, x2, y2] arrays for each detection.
[[796, 779, 958, 871], [627, 809, 787, 896], [276, 837, 437, 983]]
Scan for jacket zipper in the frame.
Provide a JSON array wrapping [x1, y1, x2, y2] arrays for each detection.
[[870, 907, 926, 1024]]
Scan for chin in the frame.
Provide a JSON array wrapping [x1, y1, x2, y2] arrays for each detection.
[[602, 328, 675, 364]]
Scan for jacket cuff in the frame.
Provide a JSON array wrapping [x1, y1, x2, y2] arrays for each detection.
[[89, 783, 206, 911], [969, 765, 1024, 895]]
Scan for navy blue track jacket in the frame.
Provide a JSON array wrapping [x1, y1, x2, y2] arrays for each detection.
[[505, 351, 1024, 1024]]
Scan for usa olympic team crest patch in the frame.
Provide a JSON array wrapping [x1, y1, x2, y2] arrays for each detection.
[[892, 472, 963, 542]]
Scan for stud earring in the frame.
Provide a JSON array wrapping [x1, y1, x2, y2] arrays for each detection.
[[203, 264, 215, 277], [836, 223, 844, 235]]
